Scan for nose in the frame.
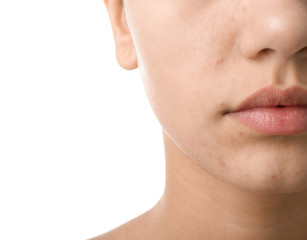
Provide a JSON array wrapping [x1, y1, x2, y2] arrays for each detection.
[[239, 1, 307, 60]]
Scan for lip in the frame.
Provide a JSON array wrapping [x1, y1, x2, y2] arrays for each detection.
[[227, 86, 307, 135]]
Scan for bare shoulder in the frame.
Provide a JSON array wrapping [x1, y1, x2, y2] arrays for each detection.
[[88, 210, 154, 240]]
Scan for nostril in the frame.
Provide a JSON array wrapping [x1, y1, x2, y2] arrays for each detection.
[[298, 46, 307, 57], [260, 48, 273, 55], [256, 48, 275, 59]]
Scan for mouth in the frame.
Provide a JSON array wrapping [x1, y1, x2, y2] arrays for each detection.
[[226, 86, 307, 135]]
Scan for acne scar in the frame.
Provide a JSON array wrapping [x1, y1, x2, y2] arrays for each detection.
[[272, 175, 276, 180]]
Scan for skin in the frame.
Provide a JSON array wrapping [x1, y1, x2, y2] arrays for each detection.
[[93, 0, 307, 239]]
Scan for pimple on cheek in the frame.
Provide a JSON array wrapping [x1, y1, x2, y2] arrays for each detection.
[[237, 132, 243, 136], [217, 156, 226, 168], [217, 156, 231, 172], [215, 58, 224, 67]]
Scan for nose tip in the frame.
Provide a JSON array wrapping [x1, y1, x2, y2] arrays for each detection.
[[239, 2, 307, 60]]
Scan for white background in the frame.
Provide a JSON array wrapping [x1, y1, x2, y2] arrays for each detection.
[[0, 0, 165, 239]]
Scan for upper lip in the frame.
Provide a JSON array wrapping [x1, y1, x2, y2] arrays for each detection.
[[231, 86, 307, 112]]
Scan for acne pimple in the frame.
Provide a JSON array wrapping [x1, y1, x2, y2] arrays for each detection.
[[215, 58, 224, 66], [219, 101, 224, 106], [217, 157, 226, 168]]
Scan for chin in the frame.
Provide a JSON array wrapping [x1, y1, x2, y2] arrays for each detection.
[[225, 163, 307, 195], [221, 142, 307, 195]]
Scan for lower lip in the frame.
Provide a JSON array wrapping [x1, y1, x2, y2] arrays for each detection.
[[228, 107, 307, 135]]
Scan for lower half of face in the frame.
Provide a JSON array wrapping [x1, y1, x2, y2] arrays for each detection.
[[125, 0, 307, 194]]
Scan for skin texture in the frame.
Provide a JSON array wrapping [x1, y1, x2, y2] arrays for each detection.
[[94, 0, 307, 239]]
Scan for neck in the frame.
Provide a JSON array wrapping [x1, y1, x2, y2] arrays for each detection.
[[150, 131, 307, 240]]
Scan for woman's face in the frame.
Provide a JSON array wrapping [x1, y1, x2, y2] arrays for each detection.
[[123, 0, 307, 194]]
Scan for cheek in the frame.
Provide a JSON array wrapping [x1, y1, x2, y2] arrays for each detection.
[[132, 10, 235, 133], [127, 0, 244, 174], [127, 0, 229, 69], [127, 2, 239, 104]]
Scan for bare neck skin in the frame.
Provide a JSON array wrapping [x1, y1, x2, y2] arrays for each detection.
[[148, 131, 307, 240]]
